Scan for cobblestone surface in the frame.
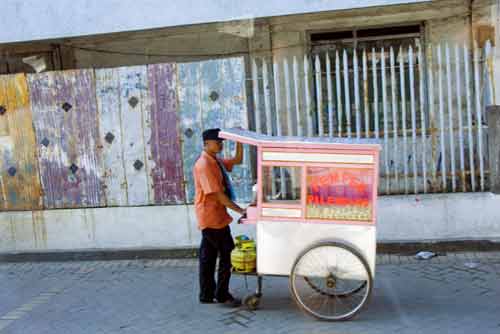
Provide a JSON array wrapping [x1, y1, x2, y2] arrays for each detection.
[[1, 252, 499, 334]]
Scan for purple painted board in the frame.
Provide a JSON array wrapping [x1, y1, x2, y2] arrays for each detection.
[[29, 72, 66, 208], [147, 63, 184, 204], [72, 69, 104, 206], [29, 70, 103, 208]]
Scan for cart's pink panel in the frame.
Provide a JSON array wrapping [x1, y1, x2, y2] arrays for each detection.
[[220, 128, 381, 277], [219, 128, 381, 226]]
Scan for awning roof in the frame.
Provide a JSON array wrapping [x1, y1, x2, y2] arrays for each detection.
[[219, 128, 381, 149]]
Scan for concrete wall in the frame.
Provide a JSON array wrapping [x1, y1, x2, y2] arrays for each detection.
[[377, 192, 500, 241], [19, 0, 478, 70], [472, 0, 500, 105], [63, 0, 486, 131], [267, 0, 474, 58], [1, 0, 499, 254], [1, 1, 495, 73], [0, 0, 429, 44], [70, 27, 251, 68], [1, 192, 499, 253]]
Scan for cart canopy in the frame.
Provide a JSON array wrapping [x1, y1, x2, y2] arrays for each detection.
[[219, 128, 381, 149]]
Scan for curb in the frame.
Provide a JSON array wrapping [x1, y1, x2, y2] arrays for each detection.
[[378, 240, 500, 255], [0, 248, 199, 263], [1, 240, 500, 263]]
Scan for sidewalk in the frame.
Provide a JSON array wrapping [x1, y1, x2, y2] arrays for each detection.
[[1, 252, 500, 334]]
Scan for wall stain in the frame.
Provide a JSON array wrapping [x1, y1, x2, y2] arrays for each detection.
[[32, 211, 47, 249]]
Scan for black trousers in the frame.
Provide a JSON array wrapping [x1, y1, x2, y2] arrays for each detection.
[[199, 225, 235, 302]]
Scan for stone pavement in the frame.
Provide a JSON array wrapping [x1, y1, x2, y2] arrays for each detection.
[[1, 252, 500, 334]]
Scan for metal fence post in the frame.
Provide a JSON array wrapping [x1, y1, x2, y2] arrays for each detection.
[[486, 105, 500, 193]]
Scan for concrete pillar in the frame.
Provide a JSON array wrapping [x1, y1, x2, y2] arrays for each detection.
[[248, 20, 272, 58], [487, 105, 500, 193]]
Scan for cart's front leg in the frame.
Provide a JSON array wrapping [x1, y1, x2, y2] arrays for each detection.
[[243, 275, 263, 311], [256, 275, 263, 297]]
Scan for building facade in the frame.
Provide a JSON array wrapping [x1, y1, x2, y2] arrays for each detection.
[[0, 0, 499, 254]]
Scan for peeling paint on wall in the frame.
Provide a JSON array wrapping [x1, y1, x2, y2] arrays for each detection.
[[28, 70, 104, 209], [148, 63, 185, 204], [179, 57, 252, 203], [0, 56, 249, 212], [0, 74, 42, 210]]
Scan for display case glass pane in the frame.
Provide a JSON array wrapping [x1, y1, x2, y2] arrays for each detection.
[[263, 166, 301, 204]]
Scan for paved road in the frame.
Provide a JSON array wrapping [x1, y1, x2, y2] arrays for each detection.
[[1, 252, 500, 334]]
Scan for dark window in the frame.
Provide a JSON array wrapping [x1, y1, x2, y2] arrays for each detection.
[[309, 25, 424, 135], [0, 49, 60, 75]]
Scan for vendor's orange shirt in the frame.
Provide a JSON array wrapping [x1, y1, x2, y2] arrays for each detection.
[[193, 151, 235, 230]]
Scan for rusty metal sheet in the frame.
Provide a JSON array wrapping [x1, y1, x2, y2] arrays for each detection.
[[96, 66, 154, 206], [220, 57, 252, 202], [97, 64, 184, 207], [147, 63, 185, 204], [200, 58, 252, 202], [178, 62, 202, 203], [179, 57, 252, 203], [28, 70, 104, 208], [118, 66, 153, 206], [95, 68, 127, 206], [0, 74, 42, 210]]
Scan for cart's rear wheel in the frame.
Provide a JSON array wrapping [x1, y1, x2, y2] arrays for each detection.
[[304, 277, 367, 297], [290, 242, 372, 321]]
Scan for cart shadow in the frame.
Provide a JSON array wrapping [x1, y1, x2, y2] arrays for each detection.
[[232, 275, 437, 324]]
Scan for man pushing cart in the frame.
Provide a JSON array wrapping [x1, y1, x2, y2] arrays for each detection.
[[196, 127, 381, 321]]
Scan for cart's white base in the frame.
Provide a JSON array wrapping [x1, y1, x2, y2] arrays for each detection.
[[256, 221, 376, 278]]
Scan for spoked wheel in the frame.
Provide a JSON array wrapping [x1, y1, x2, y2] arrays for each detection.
[[290, 242, 373, 321], [304, 277, 367, 297]]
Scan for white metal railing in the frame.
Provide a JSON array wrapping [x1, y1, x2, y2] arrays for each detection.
[[250, 41, 495, 195]]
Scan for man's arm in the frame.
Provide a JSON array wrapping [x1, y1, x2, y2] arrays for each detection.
[[232, 142, 243, 165], [223, 142, 243, 169], [215, 191, 245, 215]]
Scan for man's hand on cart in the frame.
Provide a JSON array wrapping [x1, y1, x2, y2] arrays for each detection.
[[237, 207, 247, 224]]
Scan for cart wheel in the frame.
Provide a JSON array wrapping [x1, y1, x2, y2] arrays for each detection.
[[243, 294, 261, 311], [290, 242, 373, 321], [304, 277, 367, 297]]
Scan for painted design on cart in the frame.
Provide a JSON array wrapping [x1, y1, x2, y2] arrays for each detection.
[[179, 57, 252, 203], [29, 70, 103, 209], [306, 167, 373, 221], [0, 74, 42, 210]]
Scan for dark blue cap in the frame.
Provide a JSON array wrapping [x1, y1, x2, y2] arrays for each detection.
[[202, 128, 224, 141]]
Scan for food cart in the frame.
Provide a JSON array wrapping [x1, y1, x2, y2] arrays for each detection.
[[218, 128, 381, 321]]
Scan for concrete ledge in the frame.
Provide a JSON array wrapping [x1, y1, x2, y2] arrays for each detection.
[[1, 192, 500, 254], [377, 239, 500, 254], [2, 240, 500, 263], [377, 192, 500, 240]]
